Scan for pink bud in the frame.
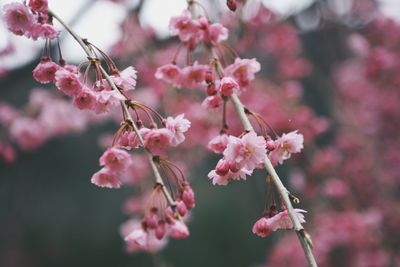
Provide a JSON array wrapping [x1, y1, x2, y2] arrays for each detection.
[[266, 140, 276, 151], [155, 221, 166, 240], [205, 71, 214, 83], [206, 84, 217, 96], [215, 158, 230, 176], [229, 162, 240, 173], [227, 0, 237, 11], [182, 185, 195, 209], [145, 214, 158, 229], [177, 201, 188, 217]]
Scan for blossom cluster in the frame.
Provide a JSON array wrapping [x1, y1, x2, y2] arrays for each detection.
[[3, 0, 59, 40], [33, 57, 136, 114], [207, 130, 304, 186], [91, 113, 190, 188], [156, 2, 309, 242], [3, 0, 197, 254], [169, 10, 228, 48]]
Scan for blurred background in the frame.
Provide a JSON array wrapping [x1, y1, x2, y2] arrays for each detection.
[[1, 0, 400, 267]]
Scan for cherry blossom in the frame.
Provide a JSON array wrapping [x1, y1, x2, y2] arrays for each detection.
[[224, 58, 261, 87], [91, 167, 121, 189], [28, 0, 48, 13], [99, 147, 132, 171], [223, 132, 266, 171], [269, 130, 304, 166], [32, 59, 60, 84], [143, 128, 173, 155], [55, 68, 83, 96], [165, 114, 191, 146], [3, 2, 35, 36]]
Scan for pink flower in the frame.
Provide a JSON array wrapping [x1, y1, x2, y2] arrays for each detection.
[[169, 220, 190, 239], [270, 209, 307, 230], [169, 10, 202, 42], [165, 114, 191, 146], [268, 130, 304, 166], [99, 147, 132, 171], [144, 128, 173, 155], [29, 23, 59, 40], [208, 168, 252, 186], [218, 77, 240, 97], [119, 130, 147, 149], [32, 59, 60, 84], [155, 63, 182, 87], [0, 142, 16, 163], [9, 117, 46, 150], [252, 217, 273, 237], [224, 58, 261, 87], [125, 227, 166, 252], [208, 134, 229, 153], [73, 88, 96, 110], [3, 2, 35, 36], [201, 95, 223, 110], [91, 167, 121, 188], [223, 132, 266, 171], [113, 66, 137, 91], [0, 102, 19, 125], [207, 23, 229, 44], [55, 68, 83, 96], [252, 209, 306, 237], [94, 90, 125, 114], [28, 0, 48, 13], [180, 62, 209, 89]]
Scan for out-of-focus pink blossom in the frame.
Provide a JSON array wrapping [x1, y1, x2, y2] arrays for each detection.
[[324, 179, 349, 198], [0, 102, 19, 125], [9, 117, 46, 150], [91, 167, 121, 189]]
